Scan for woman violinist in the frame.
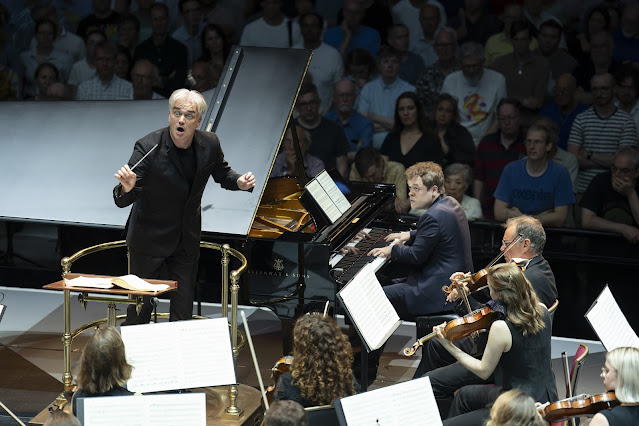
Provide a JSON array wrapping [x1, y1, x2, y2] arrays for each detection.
[[434, 262, 557, 426], [590, 347, 639, 426], [273, 314, 357, 407]]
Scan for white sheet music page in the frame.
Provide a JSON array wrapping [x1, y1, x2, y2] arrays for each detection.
[[585, 285, 639, 350], [120, 317, 236, 393], [337, 263, 401, 351], [306, 179, 341, 223], [82, 393, 206, 426], [339, 376, 442, 426], [315, 170, 351, 213]]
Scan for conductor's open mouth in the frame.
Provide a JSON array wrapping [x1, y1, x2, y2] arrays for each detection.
[[177, 126, 185, 132]]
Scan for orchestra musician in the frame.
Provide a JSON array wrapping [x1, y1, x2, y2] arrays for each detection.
[[273, 314, 357, 407], [486, 389, 545, 426], [113, 88, 255, 324], [589, 346, 639, 426], [435, 263, 557, 426]]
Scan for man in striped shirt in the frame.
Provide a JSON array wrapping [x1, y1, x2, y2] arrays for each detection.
[[567, 73, 638, 194]]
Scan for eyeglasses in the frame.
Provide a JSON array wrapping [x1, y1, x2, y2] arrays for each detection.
[[611, 166, 637, 175]]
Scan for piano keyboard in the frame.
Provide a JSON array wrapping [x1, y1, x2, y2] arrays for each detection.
[[329, 228, 392, 283]]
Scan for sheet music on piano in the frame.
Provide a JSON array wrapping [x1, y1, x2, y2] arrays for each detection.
[[305, 170, 351, 224]]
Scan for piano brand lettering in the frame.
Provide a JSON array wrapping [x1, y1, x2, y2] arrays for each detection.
[[247, 269, 310, 279]]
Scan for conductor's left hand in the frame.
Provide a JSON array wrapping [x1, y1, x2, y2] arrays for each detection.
[[237, 172, 255, 190]]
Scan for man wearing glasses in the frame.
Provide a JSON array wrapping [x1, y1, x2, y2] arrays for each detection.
[[581, 146, 639, 244]]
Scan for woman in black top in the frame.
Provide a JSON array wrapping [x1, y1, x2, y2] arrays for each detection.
[[431, 93, 475, 167]]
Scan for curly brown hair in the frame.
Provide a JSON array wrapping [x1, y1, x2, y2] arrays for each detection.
[[487, 263, 545, 336], [291, 315, 355, 405]]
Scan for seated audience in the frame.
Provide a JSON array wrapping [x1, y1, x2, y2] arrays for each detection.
[[295, 83, 349, 178], [568, 5, 612, 65], [391, 0, 447, 50], [615, 65, 639, 133], [323, 0, 380, 57], [68, 30, 106, 96], [272, 125, 324, 178], [415, 26, 460, 120], [350, 147, 409, 214], [430, 93, 475, 167], [172, 0, 205, 67], [444, 163, 482, 221], [31, 62, 59, 101], [46, 82, 67, 101], [240, 0, 301, 48], [198, 24, 230, 89], [386, 23, 424, 85], [486, 389, 545, 426], [30, 4, 85, 63], [473, 98, 526, 219], [72, 326, 133, 415], [567, 73, 638, 194], [324, 79, 373, 162], [494, 124, 575, 227], [540, 73, 589, 150], [589, 347, 639, 426], [263, 400, 308, 426], [273, 314, 356, 407], [611, 3, 639, 66], [536, 19, 578, 104], [356, 45, 416, 149], [114, 44, 132, 81], [448, 0, 500, 46], [441, 41, 506, 145], [75, 0, 121, 41], [410, 3, 440, 68], [380, 92, 440, 170], [581, 146, 639, 244], [117, 13, 140, 58], [189, 60, 217, 93], [131, 59, 162, 100], [344, 48, 376, 95], [573, 31, 621, 105], [533, 117, 579, 188], [76, 40, 133, 100], [485, 3, 537, 67]]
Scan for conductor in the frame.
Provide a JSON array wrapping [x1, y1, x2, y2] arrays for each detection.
[[113, 88, 255, 324]]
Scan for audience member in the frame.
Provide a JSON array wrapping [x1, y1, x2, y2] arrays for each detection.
[[240, 0, 301, 48], [523, 0, 561, 32], [117, 13, 141, 58], [494, 123, 575, 227], [295, 12, 343, 114], [448, 0, 500, 45], [46, 82, 68, 101], [31, 62, 59, 101], [323, 0, 380, 57], [29, 4, 85, 63], [68, 30, 107, 95], [273, 314, 356, 407], [114, 44, 132, 81], [392, 0, 446, 50], [410, 3, 440, 68], [344, 47, 376, 95], [473, 98, 526, 219], [540, 73, 589, 150], [536, 19, 578, 103], [615, 65, 639, 133], [534, 116, 579, 188], [611, 2, 639, 66], [415, 26, 459, 120], [386, 23, 424, 85], [189, 60, 216, 93], [485, 4, 538, 67], [441, 41, 507, 145], [567, 73, 638, 194], [132, 0, 154, 42], [76, 40, 133, 100], [324, 79, 373, 162], [569, 5, 612, 65], [203, 1, 245, 44], [134, 3, 187, 98], [430, 93, 475, 167], [295, 83, 349, 178], [581, 146, 639, 244], [20, 19, 73, 99], [380, 92, 440, 170], [485, 389, 545, 426], [76, 0, 122, 41], [493, 19, 549, 121], [444, 163, 482, 221], [42, 410, 81, 426], [350, 0, 393, 41], [198, 24, 230, 89], [272, 125, 324, 178], [72, 326, 133, 415], [573, 31, 621, 105], [350, 147, 409, 213], [131, 59, 162, 100], [172, 0, 205, 66], [357, 45, 416, 149], [263, 400, 308, 426]]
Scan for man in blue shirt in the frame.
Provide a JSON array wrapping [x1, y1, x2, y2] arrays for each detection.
[[494, 123, 575, 227], [323, 0, 381, 56]]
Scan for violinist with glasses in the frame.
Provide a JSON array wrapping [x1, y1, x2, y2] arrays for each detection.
[[435, 263, 557, 425]]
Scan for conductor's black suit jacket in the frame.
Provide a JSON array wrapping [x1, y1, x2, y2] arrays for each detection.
[[113, 127, 241, 257]]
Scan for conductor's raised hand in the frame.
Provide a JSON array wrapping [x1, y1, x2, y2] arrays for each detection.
[[238, 171, 256, 190], [114, 165, 137, 194]]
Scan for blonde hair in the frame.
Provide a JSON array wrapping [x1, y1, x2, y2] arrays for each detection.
[[606, 347, 639, 403], [168, 88, 207, 118], [487, 263, 545, 335], [485, 389, 545, 426], [405, 161, 444, 192]]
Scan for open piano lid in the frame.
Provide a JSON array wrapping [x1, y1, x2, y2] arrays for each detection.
[[198, 46, 312, 236]]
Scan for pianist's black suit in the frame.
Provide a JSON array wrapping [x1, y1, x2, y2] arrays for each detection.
[[113, 127, 241, 322], [384, 195, 473, 318]]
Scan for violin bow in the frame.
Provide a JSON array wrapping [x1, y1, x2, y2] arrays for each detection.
[[240, 311, 270, 410]]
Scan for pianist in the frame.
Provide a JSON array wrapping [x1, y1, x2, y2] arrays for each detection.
[[113, 88, 255, 324]]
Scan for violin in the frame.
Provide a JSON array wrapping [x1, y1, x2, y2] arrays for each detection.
[[263, 355, 294, 407], [403, 306, 500, 356], [538, 392, 620, 422]]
